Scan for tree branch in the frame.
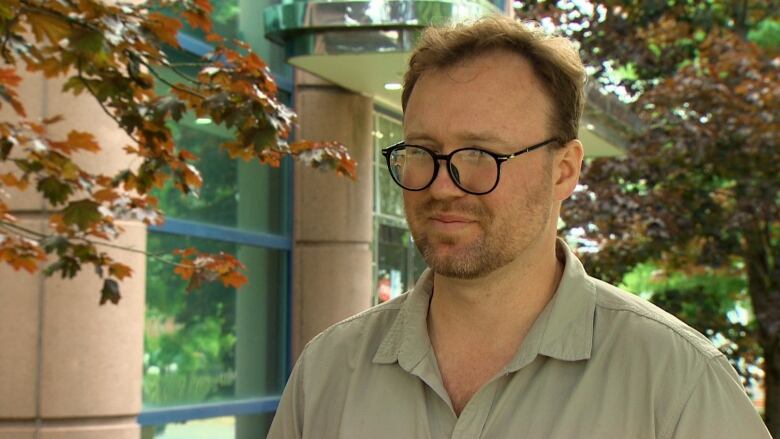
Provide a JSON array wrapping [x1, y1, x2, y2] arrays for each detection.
[[76, 59, 142, 146], [0, 219, 185, 268], [130, 52, 208, 100]]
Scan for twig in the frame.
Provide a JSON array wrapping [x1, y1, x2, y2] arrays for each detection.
[[0, 219, 183, 268], [76, 59, 142, 146], [131, 53, 208, 100]]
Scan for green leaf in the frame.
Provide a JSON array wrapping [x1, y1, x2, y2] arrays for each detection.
[[13, 158, 44, 174], [43, 256, 81, 279], [0, 138, 12, 160], [155, 96, 186, 121], [41, 235, 69, 254], [71, 30, 104, 55], [37, 176, 73, 206], [100, 278, 121, 305], [62, 199, 102, 229], [62, 76, 86, 96]]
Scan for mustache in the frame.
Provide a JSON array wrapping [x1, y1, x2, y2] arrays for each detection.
[[419, 198, 489, 219]]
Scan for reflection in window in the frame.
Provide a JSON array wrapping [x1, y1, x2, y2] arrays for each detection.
[[152, 118, 287, 235], [144, 233, 286, 409], [373, 112, 427, 303]]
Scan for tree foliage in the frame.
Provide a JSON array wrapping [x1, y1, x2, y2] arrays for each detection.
[[517, 0, 778, 429], [0, 0, 356, 304]]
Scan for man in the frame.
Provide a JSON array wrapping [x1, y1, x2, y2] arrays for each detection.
[[268, 16, 771, 438]]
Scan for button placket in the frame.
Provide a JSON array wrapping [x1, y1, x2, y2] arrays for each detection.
[[450, 380, 500, 439]]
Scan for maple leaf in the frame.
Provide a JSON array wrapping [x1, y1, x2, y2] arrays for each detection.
[[62, 199, 102, 229], [0, 68, 22, 87], [99, 278, 121, 305], [62, 131, 101, 153], [221, 271, 248, 289], [0, 172, 29, 190], [108, 262, 132, 280], [0, 68, 26, 116], [145, 12, 182, 48], [26, 12, 71, 45], [183, 10, 212, 34], [37, 176, 74, 206]]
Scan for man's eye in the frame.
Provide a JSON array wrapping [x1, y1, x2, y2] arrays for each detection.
[[406, 148, 428, 157], [460, 149, 490, 160]]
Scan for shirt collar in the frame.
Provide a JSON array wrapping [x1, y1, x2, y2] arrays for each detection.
[[373, 239, 596, 371], [505, 239, 596, 371]]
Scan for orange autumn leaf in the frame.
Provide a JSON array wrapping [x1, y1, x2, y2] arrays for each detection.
[[221, 271, 248, 289], [93, 188, 119, 203], [205, 32, 224, 43], [108, 262, 133, 280], [65, 130, 100, 152], [27, 12, 71, 44], [0, 238, 46, 274], [146, 12, 182, 48], [0, 68, 22, 87], [194, 0, 214, 14], [174, 263, 195, 280], [8, 255, 41, 273], [0, 173, 28, 189], [182, 10, 212, 33], [51, 131, 101, 154]]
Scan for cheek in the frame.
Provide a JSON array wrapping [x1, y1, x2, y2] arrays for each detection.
[[402, 192, 423, 218]]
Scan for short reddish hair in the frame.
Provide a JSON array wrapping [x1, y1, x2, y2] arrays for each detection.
[[402, 15, 587, 143]]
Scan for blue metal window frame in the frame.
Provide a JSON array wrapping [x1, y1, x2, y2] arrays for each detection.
[[139, 29, 296, 428], [151, 218, 291, 251], [138, 397, 280, 425]]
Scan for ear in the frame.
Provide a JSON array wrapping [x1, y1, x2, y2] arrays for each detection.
[[552, 139, 584, 202]]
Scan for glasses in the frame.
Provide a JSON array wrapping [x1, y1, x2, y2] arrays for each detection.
[[381, 138, 558, 195]]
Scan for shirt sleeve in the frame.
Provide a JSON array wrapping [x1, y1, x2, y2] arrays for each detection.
[[267, 351, 306, 439], [668, 355, 771, 439]]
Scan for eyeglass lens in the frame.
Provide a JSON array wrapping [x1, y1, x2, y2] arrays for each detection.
[[388, 146, 498, 194]]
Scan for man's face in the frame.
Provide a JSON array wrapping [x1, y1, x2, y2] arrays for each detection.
[[402, 49, 558, 279]]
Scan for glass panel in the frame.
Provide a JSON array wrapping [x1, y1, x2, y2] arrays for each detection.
[[375, 224, 425, 303], [152, 125, 288, 235], [141, 414, 274, 439], [375, 114, 405, 218], [151, 49, 290, 235], [160, 0, 294, 81], [144, 233, 287, 408], [159, 0, 240, 43]]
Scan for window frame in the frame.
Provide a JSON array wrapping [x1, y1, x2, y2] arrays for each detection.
[[138, 27, 295, 431]]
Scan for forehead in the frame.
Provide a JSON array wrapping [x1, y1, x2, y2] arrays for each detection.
[[403, 49, 553, 144]]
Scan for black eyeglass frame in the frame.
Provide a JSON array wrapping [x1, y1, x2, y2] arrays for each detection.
[[381, 137, 560, 195]]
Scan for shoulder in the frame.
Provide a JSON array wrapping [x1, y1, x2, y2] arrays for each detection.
[[301, 293, 407, 364], [590, 276, 722, 360]]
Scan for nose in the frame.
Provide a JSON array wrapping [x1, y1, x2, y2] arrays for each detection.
[[428, 159, 466, 199]]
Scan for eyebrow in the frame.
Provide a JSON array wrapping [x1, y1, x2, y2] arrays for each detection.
[[404, 131, 511, 145]]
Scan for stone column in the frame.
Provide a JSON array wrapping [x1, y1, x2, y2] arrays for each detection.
[[291, 71, 374, 359], [0, 71, 146, 438]]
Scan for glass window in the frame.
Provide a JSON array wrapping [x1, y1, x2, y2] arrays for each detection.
[[152, 50, 292, 236], [153, 124, 288, 235], [374, 114, 405, 218], [144, 233, 287, 408], [373, 111, 427, 303]]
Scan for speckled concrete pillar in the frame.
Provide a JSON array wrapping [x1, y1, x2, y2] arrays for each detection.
[[0, 70, 145, 439], [292, 71, 374, 359]]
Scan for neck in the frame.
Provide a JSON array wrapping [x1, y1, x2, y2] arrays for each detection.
[[428, 233, 564, 350]]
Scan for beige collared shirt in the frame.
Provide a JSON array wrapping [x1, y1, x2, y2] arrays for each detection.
[[268, 242, 770, 438]]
